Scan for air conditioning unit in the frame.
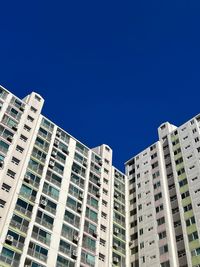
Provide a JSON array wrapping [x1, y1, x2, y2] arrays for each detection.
[[114, 192, 119, 198], [72, 250, 78, 257], [24, 175, 31, 183], [79, 193, 84, 199], [49, 161, 55, 167], [6, 235, 14, 243], [114, 182, 119, 187], [83, 162, 87, 167], [0, 159, 4, 168], [7, 136, 13, 142], [54, 140, 59, 147], [113, 243, 119, 249], [77, 206, 82, 213], [73, 235, 79, 242], [96, 191, 100, 198], [98, 160, 103, 166], [92, 231, 97, 238], [114, 228, 119, 234], [62, 148, 69, 155], [113, 257, 119, 264], [56, 132, 61, 137], [114, 204, 120, 210], [40, 199, 47, 206], [51, 151, 57, 157], [12, 125, 18, 131]]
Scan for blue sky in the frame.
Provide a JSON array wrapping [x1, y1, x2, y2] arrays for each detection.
[[1, 0, 200, 170]]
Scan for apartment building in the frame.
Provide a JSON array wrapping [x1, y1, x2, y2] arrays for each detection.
[[0, 85, 128, 267], [1, 84, 200, 267], [126, 119, 200, 267]]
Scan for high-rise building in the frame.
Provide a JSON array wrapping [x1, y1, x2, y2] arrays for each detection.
[[125, 120, 200, 267], [0, 85, 200, 267], [0, 85, 128, 267]]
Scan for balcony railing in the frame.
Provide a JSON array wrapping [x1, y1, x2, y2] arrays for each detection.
[[10, 220, 28, 233], [6, 239, 24, 250], [15, 204, 32, 218], [19, 191, 36, 203], [59, 246, 71, 256], [35, 217, 53, 231], [0, 255, 20, 267], [42, 187, 59, 201], [31, 232, 50, 246], [27, 248, 47, 262], [46, 175, 61, 187], [64, 216, 80, 228]]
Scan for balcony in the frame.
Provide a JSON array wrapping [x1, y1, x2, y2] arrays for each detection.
[[31, 151, 46, 163], [19, 191, 36, 203], [59, 245, 71, 257], [61, 230, 74, 241], [46, 174, 61, 187], [64, 215, 80, 228], [10, 220, 28, 233], [31, 232, 50, 246], [0, 255, 20, 267], [15, 205, 32, 218], [27, 248, 47, 262], [5, 239, 24, 251], [35, 217, 53, 231], [42, 187, 59, 201]]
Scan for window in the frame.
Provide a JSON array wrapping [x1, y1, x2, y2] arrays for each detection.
[[99, 253, 105, 262], [103, 178, 108, 184], [24, 124, 31, 132], [158, 231, 166, 240], [7, 169, 16, 179], [157, 217, 165, 226], [35, 95, 41, 101], [156, 204, 164, 213], [100, 224, 106, 232], [139, 228, 143, 235], [101, 212, 107, 219], [183, 203, 192, 212], [16, 145, 24, 153], [181, 191, 190, 199], [104, 168, 109, 174], [159, 244, 168, 255], [0, 140, 9, 153], [20, 135, 28, 142], [30, 106, 37, 113], [27, 115, 34, 122], [1, 183, 11, 192], [161, 261, 170, 267], [154, 192, 162, 201], [100, 238, 106, 246], [11, 157, 20, 165], [103, 189, 108, 195], [188, 231, 199, 242], [0, 199, 6, 208], [102, 200, 107, 207]]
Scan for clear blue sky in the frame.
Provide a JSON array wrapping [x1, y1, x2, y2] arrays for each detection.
[[1, 1, 200, 170]]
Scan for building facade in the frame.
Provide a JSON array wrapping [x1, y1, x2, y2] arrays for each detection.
[[0, 85, 200, 267], [126, 120, 200, 267], [0, 86, 128, 267]]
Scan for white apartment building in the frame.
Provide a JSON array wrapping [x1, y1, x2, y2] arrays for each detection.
[[0, 84, 200, 267], [126, 120, 200, 267], [0, 86, 128, 267]]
